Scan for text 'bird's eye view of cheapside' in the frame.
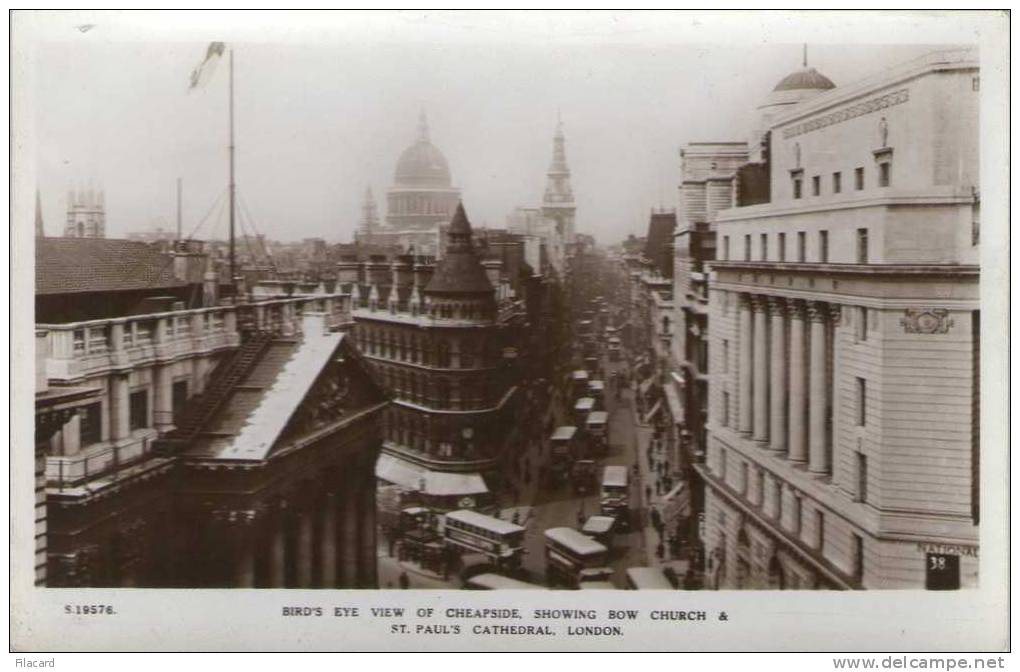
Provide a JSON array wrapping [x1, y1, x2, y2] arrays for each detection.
[[31, 39, 980, 592]]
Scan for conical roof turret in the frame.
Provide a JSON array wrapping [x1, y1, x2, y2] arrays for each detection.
[[424, 202, 493, 295]]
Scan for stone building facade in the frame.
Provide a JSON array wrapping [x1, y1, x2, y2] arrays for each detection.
[[701, 48, 980, 590], [36, 238, 385, 588]]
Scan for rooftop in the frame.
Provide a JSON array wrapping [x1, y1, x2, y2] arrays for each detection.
[[36, 237, 187, 295]]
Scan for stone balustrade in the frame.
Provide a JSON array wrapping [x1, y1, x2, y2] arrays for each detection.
[[40, 293, 352, 382]]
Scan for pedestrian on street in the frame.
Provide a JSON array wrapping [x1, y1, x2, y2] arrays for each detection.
[[645, 485, 652, 502], [398, 571, 410, 590]]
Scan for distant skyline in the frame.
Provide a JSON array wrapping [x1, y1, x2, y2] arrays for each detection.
[[20, 12, 959, 244]]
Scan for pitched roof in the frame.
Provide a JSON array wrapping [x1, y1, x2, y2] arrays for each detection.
[[36, 237, 187, 295], [425, 203, 493, 295], [187, 331, 385, 462]]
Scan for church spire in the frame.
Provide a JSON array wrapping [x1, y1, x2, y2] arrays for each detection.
[[360, 185, 380, 234], [542, 115, 576, 241], [543, 116, 574, 202], [417, 108, 430, 142]]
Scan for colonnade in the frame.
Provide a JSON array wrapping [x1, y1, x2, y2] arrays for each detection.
[[734, 293, 838, 474], [220, 458, 378, 589]]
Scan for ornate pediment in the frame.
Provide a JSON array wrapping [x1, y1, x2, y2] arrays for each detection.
[[277, 339, 387, 447]]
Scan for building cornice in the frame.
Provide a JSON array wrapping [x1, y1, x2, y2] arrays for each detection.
[[770, 48, 977, 129], [715, 191, 975, 223], [709, 261, 979, 279]]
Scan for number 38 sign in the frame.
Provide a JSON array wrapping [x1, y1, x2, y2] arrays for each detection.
[[925, 553, 960, 590]]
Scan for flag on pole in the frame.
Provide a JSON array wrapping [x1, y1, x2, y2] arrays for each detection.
[[189, 41, 226, 91]]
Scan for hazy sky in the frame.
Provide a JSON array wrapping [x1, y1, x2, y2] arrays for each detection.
[[19, 12, 966, 244]]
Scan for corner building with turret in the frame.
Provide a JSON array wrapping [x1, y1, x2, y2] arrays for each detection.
[[348, 203, 524, 513]]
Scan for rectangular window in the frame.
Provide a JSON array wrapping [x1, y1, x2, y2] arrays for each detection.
[[879, 162, 891, 187], [856, 306, 868, 342], [856, 227, 869, 264], [129, 389, 149, 431], [812, 175, 820, 196], [856, 452, 868, 503], [723, 235, 730, 260], [79, 402, 102, 447], [815, 511, 825, 551], [778, 232, 786, 262], [833, 171, 842, 194], [723, 340, 730, 373], [756, 471, 764, 507], [719, 448, 727, 480], [852, 533, 865, 582], [793, 178, 803, 199], [740, 461, 749, 495], [744, 235, 751, 261], [855, 167, 865, 190], [793, 494, 803, 535], [722, 392, 730, 427], [172, 380, 189, 420], [856, 377, 867, 426], [760, 233, 768, 261], [797, 232, 806, 262], [819, 230, 829, 263]]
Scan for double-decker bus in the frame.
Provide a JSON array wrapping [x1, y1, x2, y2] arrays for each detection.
[[600, 465, 630, 529], [571, 370, 590, 398], [625, 567, 675, 590], [586, 410, 609, 456], [573, 397, 596, 427], [444, 509, 526, 569], [464, 573, 546, 590], [543, 527, 612, 588]]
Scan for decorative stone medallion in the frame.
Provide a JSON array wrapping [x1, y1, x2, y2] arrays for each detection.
[[900, 308, 953, 334]]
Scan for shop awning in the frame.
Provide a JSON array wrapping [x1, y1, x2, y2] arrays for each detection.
[[375, 453, 489, 497], [664, 382, 685, 426], [661, 481, 691, 523]]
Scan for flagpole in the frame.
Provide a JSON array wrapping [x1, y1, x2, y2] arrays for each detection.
[[228, 47, 236, 298]]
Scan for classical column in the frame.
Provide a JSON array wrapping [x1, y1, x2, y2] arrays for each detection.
[[768, 298, 787, 452], [234, 513, 256, 588], [752, 296, 769, 443], [340, 478, 361, 587], [110, 374, 131, 441], [359, 472, 378, 588], [737, 294, 754, 434], [807, 302, 829, 474], [268, 501, 287, 588], [296, 499, 314, 588], [319, 491, 338, 588], [154, 365, 174, 431], [787, 301, 808, 463]]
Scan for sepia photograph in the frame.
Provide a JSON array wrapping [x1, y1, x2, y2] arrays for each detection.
[[10, 10, 1009, 653]]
